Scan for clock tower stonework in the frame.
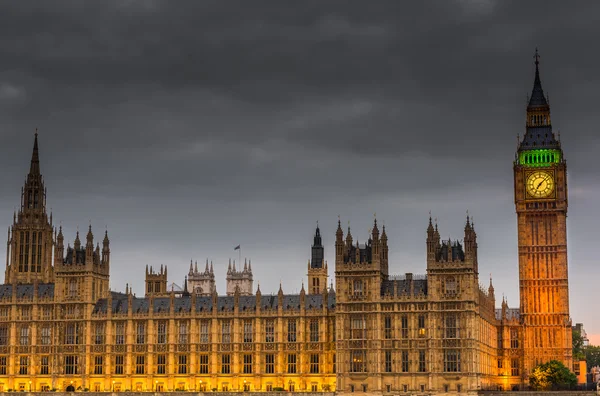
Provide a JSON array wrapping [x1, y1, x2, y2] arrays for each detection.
[[514, 51, 572, 375]]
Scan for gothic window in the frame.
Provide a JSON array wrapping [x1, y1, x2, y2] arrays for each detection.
[[65, 355, 79, 374], [445, 277, 457, 294], [221, 354, 231, 374], [20, 326, 30, 345], [350, 350, 366, 373], [135, 355, 145, 374], [20, 306, 31, 320], [199, 320, 209, 343], [265, 354, 275, 374], [401, 350, 409, 372], [65, 323, 80, 345], [384, 351, 392, 372], [444, 314, 458, 339], [243, 320, 253, 343], [418, 350, 426, 372], [24, 232, 29, 269], [384, 316, 392, 339], [312, 277, 320, 294], [178, 321, 188, 344], [418, 315, 426, 337], [511, 359, 520, 376], [265, 319, 275, 343], [18, 231, 24, 272], [19, 356, 28, 375], [0, 326, 8, 345], [31, 232, 37, 271], [94, 323, 104, 344], [287, 319, 297, 342], [221, 321, 231, 343], [309, 319, 319, 342], [40, 326, 51, 345], [310, 354, 319, 374], [353, 279, 364, 296], [147, 282, 153, 294], [510, 329, 519, 348], [351, 316, 366, 339], [135, 322, 146, 344], [114, 355, 124, 375], [0, 356, 6, 375], [94, 356, 103, 375], [40, 356, 49, 375], [37, 232, 42, 270], [178, 355, 188, 374], [115, 322, 125, 345], [157, 355, 166, 374], [155, 281, 161, 293], [198, 354, 209, 374], [443, 350, 460, 372], [401, 315, 409, 338], [287, 354, 297, 374], [69, 279, 78, 298], [243, 354, 252, 374], [157, 321, 167, 344]]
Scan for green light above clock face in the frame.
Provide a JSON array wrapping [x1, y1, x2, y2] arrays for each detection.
[[518, 149, 561, 167]]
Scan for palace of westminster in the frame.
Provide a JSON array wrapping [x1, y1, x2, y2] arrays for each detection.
[[0, 57, 574, 394]]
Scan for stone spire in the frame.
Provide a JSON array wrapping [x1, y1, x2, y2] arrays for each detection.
[[29, 132, 41, 176]]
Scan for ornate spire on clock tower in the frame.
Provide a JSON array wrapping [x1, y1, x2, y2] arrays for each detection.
[[514, 50, 571, 375]]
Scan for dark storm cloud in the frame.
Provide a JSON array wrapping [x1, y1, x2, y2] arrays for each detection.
[[0, 1, 599, 334]]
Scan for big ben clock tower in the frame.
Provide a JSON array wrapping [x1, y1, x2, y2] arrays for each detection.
[[514, 51, 572, 374]]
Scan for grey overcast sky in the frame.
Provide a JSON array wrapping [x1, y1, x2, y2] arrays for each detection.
[[1, 1, 599, 339]]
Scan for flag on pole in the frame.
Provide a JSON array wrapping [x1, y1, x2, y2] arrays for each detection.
[[234, 245, 240, 250]]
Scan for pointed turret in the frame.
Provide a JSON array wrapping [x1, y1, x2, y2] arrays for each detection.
[[311, 223, 324, 269], [29, 132, 41, 176], [86, 224, 94, 246], [205, 259, 209, 273], [189, 260, 194, 275], [528, 49, 547, 108], [74, 230, 81, 250]]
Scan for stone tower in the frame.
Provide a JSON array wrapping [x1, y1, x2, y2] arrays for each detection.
[[187, 259, 216, 296], [226, 258, 253, 296], [514, 50, 571, 373], [54, 225, 111, 304], [307, 224, 328, 294], [5, 134, 55, 284], [145, 264, 168, 297]]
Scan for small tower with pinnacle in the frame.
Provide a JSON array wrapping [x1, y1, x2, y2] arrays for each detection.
[[308, 223, 328, 294], [145, 264, 168, 297], [187, 259, 217, 296], [226, 258, 253, 296]]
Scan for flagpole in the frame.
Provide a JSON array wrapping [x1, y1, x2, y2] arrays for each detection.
[[239, 246, 241, 268]]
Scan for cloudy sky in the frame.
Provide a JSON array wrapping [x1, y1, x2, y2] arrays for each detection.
[[0, 1, 599, 339]]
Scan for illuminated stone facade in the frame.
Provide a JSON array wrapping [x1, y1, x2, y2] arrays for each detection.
[[0, 57, 573, 394]]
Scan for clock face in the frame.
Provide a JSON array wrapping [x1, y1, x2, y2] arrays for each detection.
[[526, 170, 554, 198]]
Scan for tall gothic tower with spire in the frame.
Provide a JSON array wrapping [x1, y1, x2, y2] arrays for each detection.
[[4, 134, 55, 284], [514, 51, 571, 373], [307, 224, 328, 294]]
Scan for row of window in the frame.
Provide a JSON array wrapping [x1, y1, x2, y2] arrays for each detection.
[[349, 349, 460, 373], [383, 315, 427, 339], [1, 317, 325, 347], [497, 358, 520, 376], [0, 354, 324, 376]]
